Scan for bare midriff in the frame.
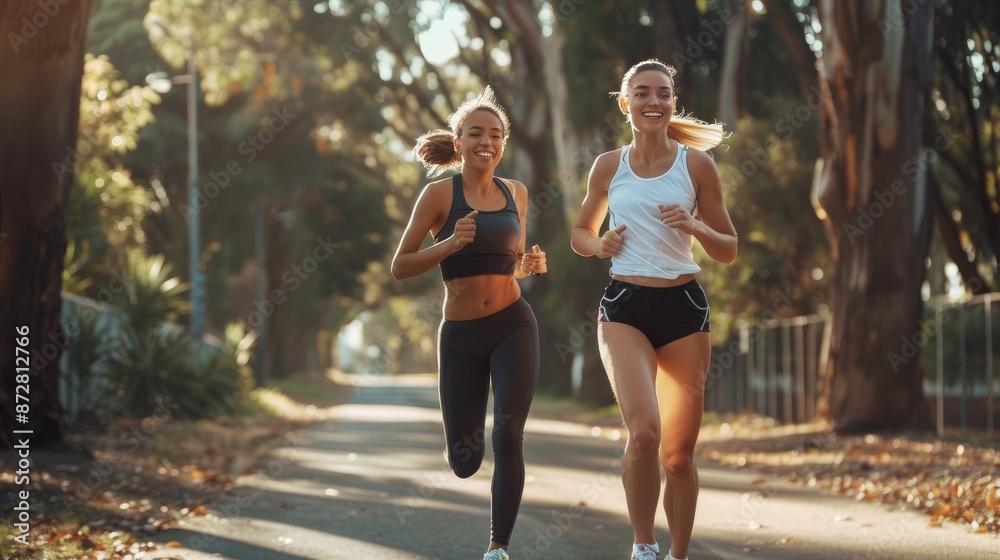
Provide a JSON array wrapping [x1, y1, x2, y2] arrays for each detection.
[[443, 274, 521, 321], [611, 272, 696, 288]]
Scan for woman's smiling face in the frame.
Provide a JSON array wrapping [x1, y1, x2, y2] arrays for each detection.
[[456, 109, 505, 171], [621, 69, 675, 132]]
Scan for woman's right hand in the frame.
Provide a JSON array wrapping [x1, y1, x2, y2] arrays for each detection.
[[449, 210, 478, 251], [597, 224, 626, 258]]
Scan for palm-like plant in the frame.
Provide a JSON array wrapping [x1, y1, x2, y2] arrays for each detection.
[[105, 325, 196, 418], [61, 295, 123, 421], [112, 248, 190, 338], [104, 325, 252, 419]]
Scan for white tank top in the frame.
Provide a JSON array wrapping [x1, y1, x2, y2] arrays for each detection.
[[607, 143, 702, 280]]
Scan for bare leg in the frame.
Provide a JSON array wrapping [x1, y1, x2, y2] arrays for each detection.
[[655, 332, 710, 559], [599, 322, 661, 546]]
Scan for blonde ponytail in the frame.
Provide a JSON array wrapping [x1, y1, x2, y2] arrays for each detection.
[[667, 112, 726, 151]]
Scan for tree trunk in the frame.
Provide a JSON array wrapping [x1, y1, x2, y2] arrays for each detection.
[[650, 0, 700, 75], [484, 0, 569, 393], [814, 0, 935, 433], [277, 321, 318, 376], [717, 0, 749, 126], [535, 17, 580, 219], [0, 0, 95, 448]]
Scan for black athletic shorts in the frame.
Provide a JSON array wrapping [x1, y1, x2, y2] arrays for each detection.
[[597, 278, 710, 348]]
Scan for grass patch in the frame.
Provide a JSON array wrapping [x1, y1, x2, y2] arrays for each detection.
[[226, 372, 353, 422], [268, 373, 352, 409], [529, 392, 623, 426]]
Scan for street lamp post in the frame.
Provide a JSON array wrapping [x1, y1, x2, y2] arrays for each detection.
[[146, 19, 205, 341], [185, 39, 205, 341], [254, 198, 267, 386]]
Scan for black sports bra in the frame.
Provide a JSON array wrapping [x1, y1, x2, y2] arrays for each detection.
[[433, 174, 521, 281]]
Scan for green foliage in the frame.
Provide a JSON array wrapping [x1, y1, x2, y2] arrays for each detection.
[[62, 245, 95, 296], [110, 249, 190, 338], [708, 104, 829, 338], [538, 227, 613, 359], [87, 0, 164, 85], [145, 0, 300, 106], [60, 296, 121, 421], [223, 321, 258, 377], [562, 0, 725, 133], [103, 325, 244, 419], [64, 0, 992, 406], [930, 0, 1000, 291], [104, 326, 196, 417], [110, 0, 402, 346], [60, 250, 245, 421], [68, 53, 159, 282]]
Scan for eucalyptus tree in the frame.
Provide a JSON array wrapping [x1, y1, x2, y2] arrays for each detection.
[[0, 0, 97, 447]]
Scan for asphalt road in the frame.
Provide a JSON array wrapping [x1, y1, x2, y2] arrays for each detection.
[[150, 375, 998, 560]]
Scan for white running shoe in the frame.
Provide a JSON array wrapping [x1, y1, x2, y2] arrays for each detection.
[[483, 549, 510, 560], [631, 543, 659, 560]]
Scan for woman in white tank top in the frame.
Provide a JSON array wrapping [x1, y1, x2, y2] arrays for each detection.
[[571, 59, 738, 560]]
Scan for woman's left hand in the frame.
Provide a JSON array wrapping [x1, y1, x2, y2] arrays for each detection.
[[659, 203, 701, 235], [522, 245, 547, 275]]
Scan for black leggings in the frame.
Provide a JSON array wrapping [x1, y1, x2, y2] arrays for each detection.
[[437, 297, 539, 546]]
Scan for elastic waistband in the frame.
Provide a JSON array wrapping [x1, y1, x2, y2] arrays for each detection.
[[441, 297, 532, 337], [609, 278, 699, 293]]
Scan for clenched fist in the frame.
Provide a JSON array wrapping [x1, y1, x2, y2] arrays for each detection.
[[522, 244, 547, 275], [597, 224, 626, 259], [449, 210, 478, 251], [659, 204, 699, 235]]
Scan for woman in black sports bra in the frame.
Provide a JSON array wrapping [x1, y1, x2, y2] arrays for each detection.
[[391, 87, 546, 560]]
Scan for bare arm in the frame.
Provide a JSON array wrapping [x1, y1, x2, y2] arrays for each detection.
[[505, 179, 546, 279], [684, 149, 738, 263], [510, 180, 531, 279], [390, 182, 476, 279], [571, 150, 625, 258]]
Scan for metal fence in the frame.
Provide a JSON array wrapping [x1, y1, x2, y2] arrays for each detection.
[[704, 293, 999, 443]]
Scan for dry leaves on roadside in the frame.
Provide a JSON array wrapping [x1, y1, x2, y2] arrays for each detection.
[[0, 415, 307, 560], [698, 417, 1000, 534]]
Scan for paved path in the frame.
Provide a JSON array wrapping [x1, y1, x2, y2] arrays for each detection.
[[149, 375, 998, 560]]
